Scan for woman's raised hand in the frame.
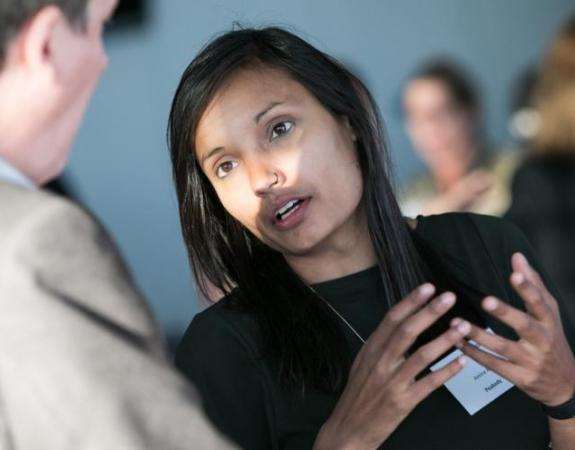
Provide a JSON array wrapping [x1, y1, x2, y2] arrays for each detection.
[[454, 252, 575, 408], [314, 284, 470, 450]]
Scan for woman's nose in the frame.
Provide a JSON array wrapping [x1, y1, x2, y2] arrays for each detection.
[[249, 163, 282, 197]]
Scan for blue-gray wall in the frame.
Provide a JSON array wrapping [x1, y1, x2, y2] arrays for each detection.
[[67, 0, 574, 337]]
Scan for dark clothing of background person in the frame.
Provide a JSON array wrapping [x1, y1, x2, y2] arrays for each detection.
[[505, 152, 575, 325]]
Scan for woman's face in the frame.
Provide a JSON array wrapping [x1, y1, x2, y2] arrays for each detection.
[[403, 78, 474, 166], [194, 66, 364, 258]]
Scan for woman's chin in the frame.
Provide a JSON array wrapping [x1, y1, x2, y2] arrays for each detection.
[[268, 235, 326, 259]]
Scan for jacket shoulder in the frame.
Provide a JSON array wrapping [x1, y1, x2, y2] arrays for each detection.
[[0, 183, 100, 238], [0, 184, 157, 340]]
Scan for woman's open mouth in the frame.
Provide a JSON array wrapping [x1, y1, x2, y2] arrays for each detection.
[[275, 199, 304, 221], [271, 197, 311, 230]]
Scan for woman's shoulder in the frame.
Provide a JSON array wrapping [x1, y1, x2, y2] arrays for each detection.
[[175, 291, 261, 369], [415, 212, 524, 247], [413, 213, 546, 317], [414, 213, 534, 282], [174, 294, 276, 450]]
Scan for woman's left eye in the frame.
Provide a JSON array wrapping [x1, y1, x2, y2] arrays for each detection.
[[270, 121, 294, 141]]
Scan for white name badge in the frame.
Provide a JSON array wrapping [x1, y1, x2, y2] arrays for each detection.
[[429, 328, 514, 415]]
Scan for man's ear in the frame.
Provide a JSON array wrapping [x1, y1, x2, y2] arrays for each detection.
[[16, 6, 64, 74]]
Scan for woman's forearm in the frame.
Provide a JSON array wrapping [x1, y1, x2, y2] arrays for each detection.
[[549, 417, 575, 449]]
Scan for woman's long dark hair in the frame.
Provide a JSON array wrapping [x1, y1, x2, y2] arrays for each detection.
[[168, 27, 480, 391]]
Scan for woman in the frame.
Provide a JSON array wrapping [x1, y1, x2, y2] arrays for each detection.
[[168, 27, 575, 449], [505, 16, 575, 324], [400, 60, 518, 217]]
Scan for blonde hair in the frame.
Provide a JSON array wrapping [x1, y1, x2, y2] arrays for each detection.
[[532, 16, 575, 152]]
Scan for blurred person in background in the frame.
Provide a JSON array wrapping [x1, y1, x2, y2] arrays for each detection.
[[0, 0, 235, 448], [505, 16, 575, 324], [400, 60, 518, 217], [507, 66, 539, 145]]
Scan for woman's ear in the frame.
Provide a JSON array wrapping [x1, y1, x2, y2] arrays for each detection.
[[343, 116, 358, 142]]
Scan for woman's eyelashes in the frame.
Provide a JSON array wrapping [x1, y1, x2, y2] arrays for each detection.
[[215, 160, 238, 179], [213, 120, 294, 179], [269, 120, 294, 141]]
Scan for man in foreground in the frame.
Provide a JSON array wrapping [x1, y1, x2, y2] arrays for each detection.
[[0, 1, 235, 448]]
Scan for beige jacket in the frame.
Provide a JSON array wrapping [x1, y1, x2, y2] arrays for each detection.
[[0, 182, 236, 450]]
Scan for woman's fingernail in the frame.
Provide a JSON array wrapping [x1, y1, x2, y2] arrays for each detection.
[[483, 297, 498, 311], [458, 356, 467, 366], [511, 272, 524, 285], [420, 283, 435, 297], [516, 252, 529, 266], [441, 292, 456, 306], [451, 317, 463, 327], [457, 321, 470, 334]]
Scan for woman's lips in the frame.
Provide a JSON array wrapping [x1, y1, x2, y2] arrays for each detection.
[[271, 197, 311, 230]]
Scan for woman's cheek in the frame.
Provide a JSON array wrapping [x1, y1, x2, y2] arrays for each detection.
[[221, 190, 255, 226]]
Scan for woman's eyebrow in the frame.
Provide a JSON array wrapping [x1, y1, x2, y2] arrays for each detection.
[[254, 102, 284, 124], [200, 147, 223, 167]]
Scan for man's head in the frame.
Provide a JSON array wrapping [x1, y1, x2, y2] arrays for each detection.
[[0, 0, 117, 185], [0, 1, 87, 66]]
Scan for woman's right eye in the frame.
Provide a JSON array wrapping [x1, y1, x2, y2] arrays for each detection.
[[215, 160, 238, 179]]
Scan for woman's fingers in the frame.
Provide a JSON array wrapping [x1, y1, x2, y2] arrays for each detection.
[[410, 354, 468, 405], [509, 271, 552, 324], [511, 252, 560, 317], [399, 321, 471, 381], [511, 252, 543, 289], [367, 283, 436, 349], [460, 341, 522, 385], [382, 291, 458, 364], [456, 321, 527, 364], [480, 296, 546, 345]]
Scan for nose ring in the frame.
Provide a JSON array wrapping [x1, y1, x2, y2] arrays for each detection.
[[269, 172, 279, 188]]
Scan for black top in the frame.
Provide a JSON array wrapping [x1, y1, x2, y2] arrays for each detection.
[[505, 153, 575, 324], [175, 213, 575, 450]]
